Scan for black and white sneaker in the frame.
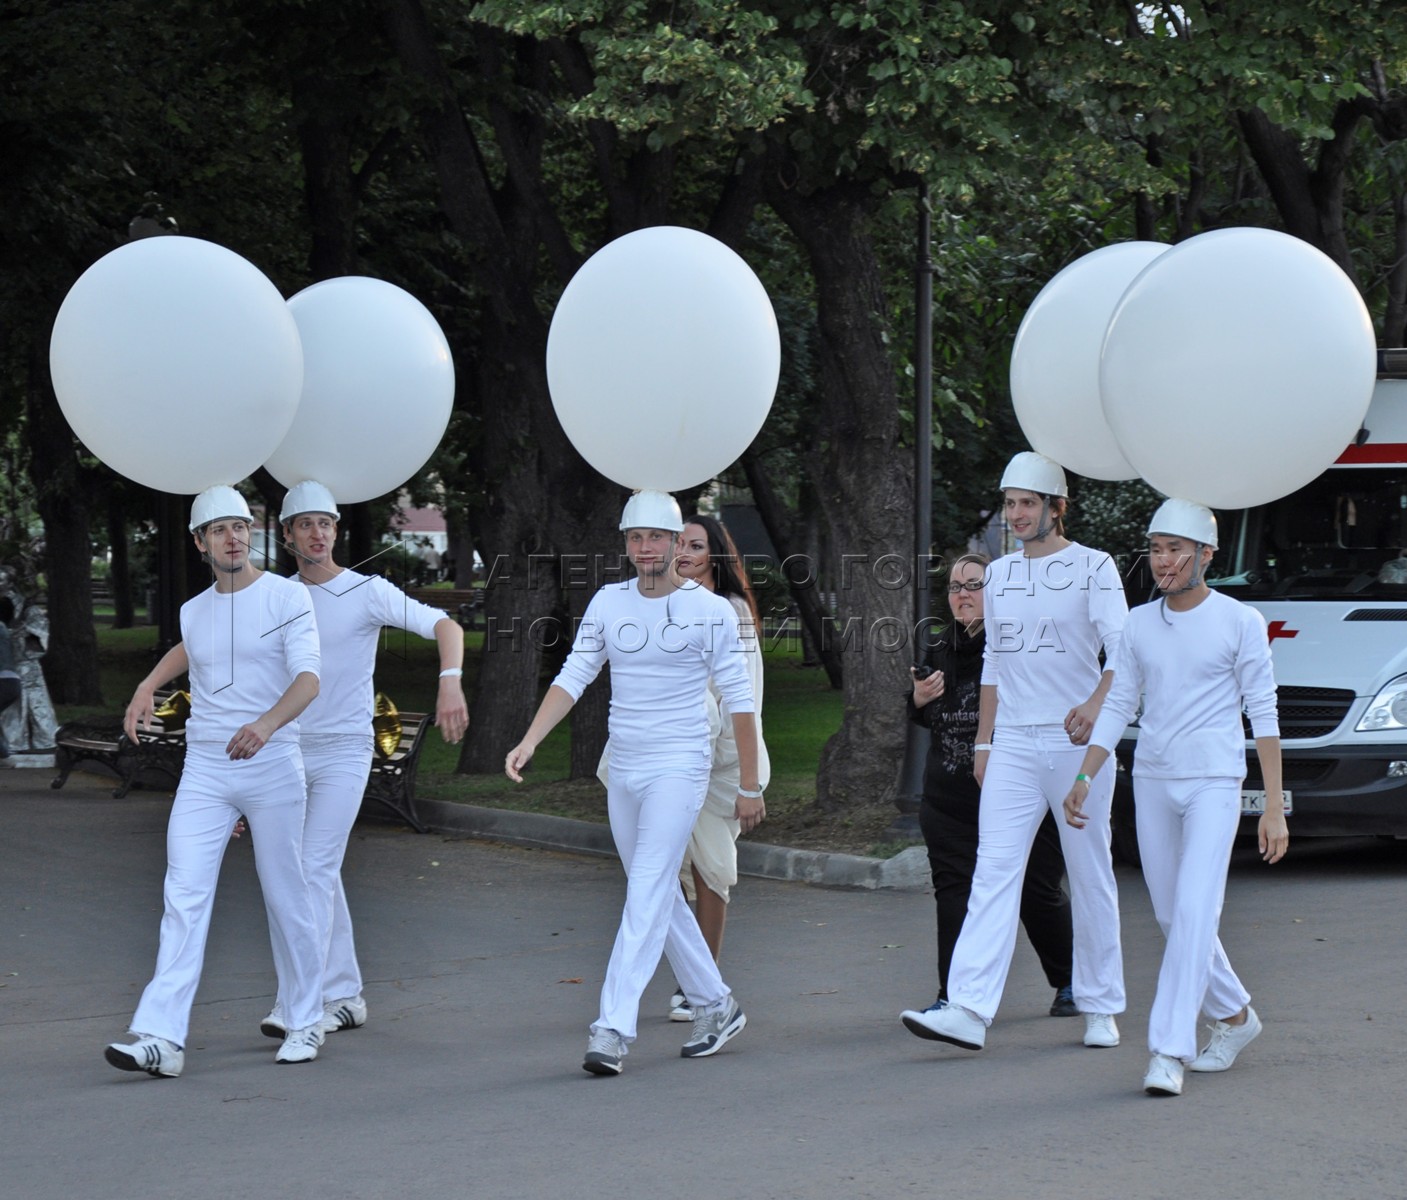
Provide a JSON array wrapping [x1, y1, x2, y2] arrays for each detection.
[[680, 996, 746, 1058], [275, 1024, 325, 1064], [583, 1028, 626, 1076], [319, 995, 368, 1034], [669, 989, 694, 1022], [105, 1034, 183, 1078]]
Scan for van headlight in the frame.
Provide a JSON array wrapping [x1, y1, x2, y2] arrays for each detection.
[[1356, 676, 1407, 731]]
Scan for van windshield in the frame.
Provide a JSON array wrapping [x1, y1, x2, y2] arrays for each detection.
[[1209, 469, 1407, 600]]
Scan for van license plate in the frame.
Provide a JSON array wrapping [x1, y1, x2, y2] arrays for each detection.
[[1241, 790, 1292, 816]]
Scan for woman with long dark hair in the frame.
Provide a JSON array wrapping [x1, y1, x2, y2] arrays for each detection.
[[661, 513, 770, 1021]]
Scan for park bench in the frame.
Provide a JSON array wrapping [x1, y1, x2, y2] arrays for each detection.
[[51, 694, 434, 833], [51, 687, 187, 799], [362, 710, 432, 833], [406, 587, 484, 630]]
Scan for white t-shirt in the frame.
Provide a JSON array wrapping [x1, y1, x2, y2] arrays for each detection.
[[1090, 590, 1280, 780], [296, 570, 446, 736], [181, 572, 320, 745], [981, 542, 1128, 727], [555, 579, 755, 767]]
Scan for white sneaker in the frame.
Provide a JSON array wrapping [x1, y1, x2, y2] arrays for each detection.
[[1189, 1006, 1262, 1072], [680, 996, 747, 1058], [275, 1025, 325, 1064], [1143, 1053, 1184, 1096], [583, 1027, 627, 1076], [1083, 1012, 1120, 1047], [259, 1005, 287, 1040], [105, 1033, 183, 1078], [668, 989, 694, 1023], [319, 995, 368, 1034], [900, 1003, 986, 1050]]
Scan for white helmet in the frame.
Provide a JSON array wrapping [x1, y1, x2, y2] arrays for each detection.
[[280, 480, 341, 524], [1148, 498, 1218, 549], [1000, 451, 1068, 498], [189, 485, 253, 533], [619, 489, 683, 532]]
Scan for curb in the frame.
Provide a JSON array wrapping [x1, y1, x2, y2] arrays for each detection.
[[413, 799, 929, 892]]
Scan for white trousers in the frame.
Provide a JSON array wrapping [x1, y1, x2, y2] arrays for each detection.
[[948, 725, 1125, 1022], [1135, 775, 1251, 1060], [130, 744, 323, 1045], [596, 758, 729, 1041], [300, 739, 374, 1003]]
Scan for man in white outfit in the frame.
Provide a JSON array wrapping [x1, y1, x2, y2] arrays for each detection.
[[904, 451, 1127, 1052], [1064, 499, 1288, 1097], [107, 486, 326, 1076], [505, 489, 763, 1077], [260, 480, 469, 1041]]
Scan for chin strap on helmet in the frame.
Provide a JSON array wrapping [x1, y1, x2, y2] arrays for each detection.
[[1030, 496, 1059, 542]]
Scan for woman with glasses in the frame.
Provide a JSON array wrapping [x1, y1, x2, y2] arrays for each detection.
[[900, 552, 1076, 1037]]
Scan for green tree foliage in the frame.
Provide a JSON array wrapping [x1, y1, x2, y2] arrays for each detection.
[[6, 0, 1407, 804]]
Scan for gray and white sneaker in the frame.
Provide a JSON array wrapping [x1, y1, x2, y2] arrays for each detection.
[[680, 996, 746, 1058], [583, 1027, 626, 1076], [1189, 1006, 1262, 1072], [901, 1002, 985, 1050], [105, 1033, 183, 1078], [259, 1004, 287, 1040], [275, 1024, 325, 1064], [319, 995, 368, 1035], [1143, 1053, 1184, 1096], [668, 989, 693, 1023]]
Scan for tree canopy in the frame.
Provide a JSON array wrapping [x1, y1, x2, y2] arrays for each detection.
[[4, 0, 1406, 807]]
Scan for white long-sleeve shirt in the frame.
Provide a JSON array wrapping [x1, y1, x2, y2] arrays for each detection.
[[555, 579, 755, 768], [295, 570, 445, 736], [1090, 590, 1280, 780], [181, 572, 320, 745], [981, 542, 1128, 726]]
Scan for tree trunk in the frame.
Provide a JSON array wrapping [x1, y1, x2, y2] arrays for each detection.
[[378, 0, 628, 774], [767, 175, 914, 811], [1236, 104, 1363, 284], [741, 449, 842, 688], [25, 355, 101, 705]]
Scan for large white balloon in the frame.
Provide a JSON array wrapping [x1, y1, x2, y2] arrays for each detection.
[[546, 226, 780, 491], [49, 237, 303, 494], [1010, 242, 1169, 481], [264, 277, 455, 503], [1100, 228, 1376, 509]]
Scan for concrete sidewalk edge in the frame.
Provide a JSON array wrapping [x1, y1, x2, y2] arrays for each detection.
[[414, 799, 929, 892]]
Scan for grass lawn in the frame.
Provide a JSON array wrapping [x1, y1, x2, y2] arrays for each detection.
[[67, 617, 913, 857]]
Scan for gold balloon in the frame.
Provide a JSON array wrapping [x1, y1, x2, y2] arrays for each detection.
[[373, 692, 403, 759], [152, 690, 192, 731]]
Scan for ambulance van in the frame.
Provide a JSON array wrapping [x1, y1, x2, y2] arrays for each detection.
[[1112, 362, 1407, 857]]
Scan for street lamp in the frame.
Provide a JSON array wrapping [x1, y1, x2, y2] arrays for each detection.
[[893, 180, 936, 829]]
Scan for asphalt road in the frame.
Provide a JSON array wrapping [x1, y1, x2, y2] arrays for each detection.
[[2, 769, 1404, 1200]]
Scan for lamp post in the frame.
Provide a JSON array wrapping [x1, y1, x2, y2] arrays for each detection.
[[127, 201, 185, 652], [892, 180, 936, 830]]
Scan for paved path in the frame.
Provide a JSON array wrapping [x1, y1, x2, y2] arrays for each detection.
[[2, 769, 1404, 1200]]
